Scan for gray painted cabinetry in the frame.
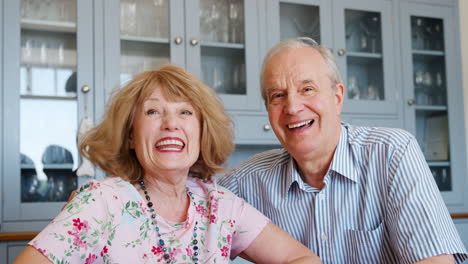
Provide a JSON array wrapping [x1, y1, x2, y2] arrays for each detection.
[[1, 0, 467, 263]]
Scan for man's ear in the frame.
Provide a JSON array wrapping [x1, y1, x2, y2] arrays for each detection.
[[334, 83, 345, 112]]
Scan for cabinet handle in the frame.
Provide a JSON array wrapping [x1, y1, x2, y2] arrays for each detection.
[[190, 39, 199, 46], [174, 37, 183, 45], [407, 99, 415, 105], [337, 49, 346, 56], [263, 124, 271, 131], [81, 85, 90, 93]]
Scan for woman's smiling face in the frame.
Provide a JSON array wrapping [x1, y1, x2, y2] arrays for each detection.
[[130, 84, 201, 176]]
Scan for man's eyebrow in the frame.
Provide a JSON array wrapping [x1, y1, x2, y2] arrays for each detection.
[[302, 79, 316, 85], [266, 87, 281, 94]]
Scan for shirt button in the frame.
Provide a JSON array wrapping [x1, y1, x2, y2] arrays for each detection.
[[321, 232, 327, 241]]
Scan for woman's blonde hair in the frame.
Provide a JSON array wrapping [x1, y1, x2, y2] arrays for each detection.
[[79, 64, 234, 182]]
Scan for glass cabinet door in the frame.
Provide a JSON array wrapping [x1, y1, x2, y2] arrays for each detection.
[[119, 0, 171, 84], [3, 0, 94, 223], [189, 0, 260, 111], [401, 2, 466, 205], [199, 0, 246, 95], [20, 0, 78, 204], [333, 1, 398, 115]]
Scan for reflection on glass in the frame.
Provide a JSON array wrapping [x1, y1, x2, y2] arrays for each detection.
[[347, 57, 384, 100], [120, 0, 169, 38], [201, 47, 245, 95], [416, 111, 449, 161], [120, 40, 170, 84], [200, 0, 244, 43], [20, 0, 78, 203], [430, 166, 451, 191], [345, 10, 382, 53], [21, 0, 77, 22], [411, 16, 444, 51], [413, 54, 446, 106], [280, 3, 320, 43]]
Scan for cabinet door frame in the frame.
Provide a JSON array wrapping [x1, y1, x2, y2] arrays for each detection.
[[185, 0, 262, 111], [400, 2, 467, 208], [2, 0, 95, 230], [334, 0, 399, 115], [0, 0, 4, 230]]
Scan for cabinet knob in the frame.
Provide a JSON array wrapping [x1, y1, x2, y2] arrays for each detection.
[[190, 39, 199, 46], [174, 37, 183, 45], [81, 85, 90, 93], [407, 99, 415, 105], [263, 124, 271, 131], [337, 49, 346, 56]]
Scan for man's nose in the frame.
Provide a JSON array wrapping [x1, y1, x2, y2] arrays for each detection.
[[284, 93, 303, 115]]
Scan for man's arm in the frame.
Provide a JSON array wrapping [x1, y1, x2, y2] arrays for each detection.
[[387, 135, 467, 263]]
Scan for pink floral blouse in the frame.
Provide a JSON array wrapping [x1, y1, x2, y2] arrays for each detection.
[[29, 176, 269, 263]]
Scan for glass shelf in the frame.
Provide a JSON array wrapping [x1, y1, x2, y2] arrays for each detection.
[[412, 50, 445, 56], [201, 42, 245, 49], [347, 51, 383, 59], [120, 35, 169, 44], [21, 18, 76, 33]]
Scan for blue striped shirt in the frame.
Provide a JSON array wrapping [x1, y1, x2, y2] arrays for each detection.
[[219, 123, 467, 263]]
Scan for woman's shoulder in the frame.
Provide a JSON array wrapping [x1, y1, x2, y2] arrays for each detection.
[[73, 177, 139, 206], [188, 177, 238, 198]]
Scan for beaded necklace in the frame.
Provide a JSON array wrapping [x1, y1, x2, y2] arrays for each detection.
[[139, 179, 200, 264]]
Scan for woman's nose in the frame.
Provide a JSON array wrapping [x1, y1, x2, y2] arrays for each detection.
[[162, 114, 179, 131]]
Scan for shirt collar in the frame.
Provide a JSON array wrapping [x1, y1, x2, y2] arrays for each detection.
[[329, 122, 359, 183], [283, 122, 359, 196]]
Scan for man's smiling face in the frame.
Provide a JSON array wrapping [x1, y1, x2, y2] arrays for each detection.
[[263, 47, 344, 160]]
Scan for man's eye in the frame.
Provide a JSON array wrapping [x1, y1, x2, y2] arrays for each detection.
[[271, 93, 284, 99], [304, 87, 314, 92]]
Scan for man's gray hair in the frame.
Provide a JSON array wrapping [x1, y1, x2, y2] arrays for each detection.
[[260, 37, 343, 103]]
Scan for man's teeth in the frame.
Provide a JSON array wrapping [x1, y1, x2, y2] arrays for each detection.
[[287, 120, 312, 129], [156, 139, 184, 147]]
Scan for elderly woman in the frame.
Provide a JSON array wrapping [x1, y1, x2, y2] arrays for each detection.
[[15, 64, 320, 264]]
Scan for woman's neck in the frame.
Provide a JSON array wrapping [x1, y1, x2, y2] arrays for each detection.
[[138, 172, 190, 222]]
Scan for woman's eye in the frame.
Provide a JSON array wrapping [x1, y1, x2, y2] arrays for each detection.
[[181, 110, 193, 116], [146, 109, 158, 115]]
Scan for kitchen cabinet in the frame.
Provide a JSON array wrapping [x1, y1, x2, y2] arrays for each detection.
[[265, 0, 400, 118], [104, 0, 263, 112], [1, 0, 96, 232], [0, 2, 467, 263], [399, 0, 467, 209]]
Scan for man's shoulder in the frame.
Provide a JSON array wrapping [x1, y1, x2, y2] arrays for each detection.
[[225, 148, 290, 179], [345, 124, 414, 148]]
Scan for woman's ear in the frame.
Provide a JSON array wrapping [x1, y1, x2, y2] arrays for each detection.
[[129, 131, 135, 149]]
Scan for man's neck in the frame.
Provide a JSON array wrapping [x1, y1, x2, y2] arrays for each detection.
[[294, 126, 341, 189], [295, 155, 332, 189]]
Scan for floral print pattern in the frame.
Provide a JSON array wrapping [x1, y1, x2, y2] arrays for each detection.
[[30, 177, 269, 263]]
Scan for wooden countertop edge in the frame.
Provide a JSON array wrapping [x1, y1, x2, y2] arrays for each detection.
[[1, 213, 468, 241], [0, 232, 38, 241]]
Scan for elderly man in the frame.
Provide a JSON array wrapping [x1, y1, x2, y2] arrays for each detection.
[[219, 37, 467, 263]]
